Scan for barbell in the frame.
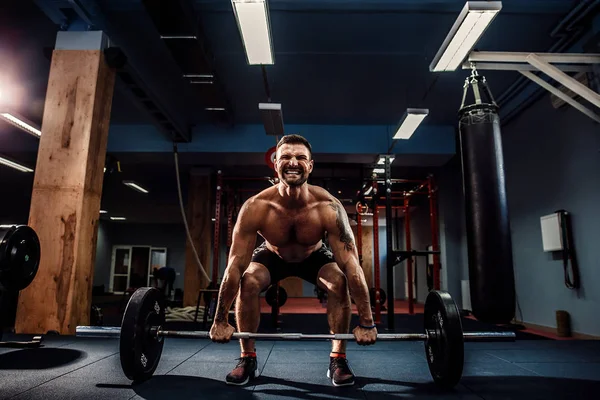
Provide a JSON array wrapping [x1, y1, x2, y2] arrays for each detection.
[[0, 225, 41, 292], [76, 287, 516, 388]]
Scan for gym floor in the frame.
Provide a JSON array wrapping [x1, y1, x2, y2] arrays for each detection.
[[1, 299, 599, 400]]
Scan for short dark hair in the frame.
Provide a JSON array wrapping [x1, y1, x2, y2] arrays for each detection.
[[276, 134, 312, 159]]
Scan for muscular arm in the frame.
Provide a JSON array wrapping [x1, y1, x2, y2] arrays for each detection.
[[325, 198, 374, 326], [213, 199, 260, 323]]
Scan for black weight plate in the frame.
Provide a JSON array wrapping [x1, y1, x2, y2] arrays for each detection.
[[369, 287, 387, 307], [265, 285, 287, 308], [0, 225, 41, 291], [120, 287, 165, 382], [424, 290, 464, 389]]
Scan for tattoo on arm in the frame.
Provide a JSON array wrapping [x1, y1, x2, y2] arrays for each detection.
[[328, 201, 354, 251]]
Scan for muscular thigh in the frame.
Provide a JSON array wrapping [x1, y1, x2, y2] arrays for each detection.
[[240, 262, 272, 293]]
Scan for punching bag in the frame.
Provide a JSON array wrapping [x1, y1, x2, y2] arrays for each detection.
[[458, 71, 516, 324]]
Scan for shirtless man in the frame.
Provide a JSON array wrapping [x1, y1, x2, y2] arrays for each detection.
[[209, 134, 377, 387]]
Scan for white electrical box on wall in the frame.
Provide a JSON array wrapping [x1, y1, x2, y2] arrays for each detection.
[[540, 213, 563, 252]]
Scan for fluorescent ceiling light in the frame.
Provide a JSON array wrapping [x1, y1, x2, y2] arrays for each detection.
[[377, 156, 395, 165], [206, 107, 226, 111], [231, 0, 274, 65], [259, 103, 281, 111], [110, 217, 126, 221], [123, 181, 149, 194], [0, 156, 34, 172], [393, 108, 429, 140], [0, 112, 42, 137], [183, 74, 214, 78], [190, 81, 214, 84], [373, 168, 385, 174], [430, 1, 502, 72], [100, 210, 107, 214]]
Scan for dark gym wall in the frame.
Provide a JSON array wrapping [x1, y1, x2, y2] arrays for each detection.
[[437, 156, 469, 308], [502, 95, 600, 337], [94, 222, 187, 292], [93, 221, 114, 292]]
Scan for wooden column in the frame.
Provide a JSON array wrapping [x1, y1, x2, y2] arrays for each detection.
[[183, 169, 212, 307], [15, 32, 116, 335]]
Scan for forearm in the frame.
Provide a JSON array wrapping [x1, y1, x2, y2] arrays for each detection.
[[343, 262, 374, 325], [213, 265, 243, 323]]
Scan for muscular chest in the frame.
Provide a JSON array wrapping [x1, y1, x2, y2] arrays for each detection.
[[260, 208, 323, 246]]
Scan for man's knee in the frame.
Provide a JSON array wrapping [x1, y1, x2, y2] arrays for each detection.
[[319, 265, 349, 299], [240, 266, 270, 298], [240, 274, 263, 296]]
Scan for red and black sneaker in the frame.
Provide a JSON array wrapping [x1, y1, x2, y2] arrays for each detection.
[[226, 356, 258, 385], [327, 356, 355, 387]]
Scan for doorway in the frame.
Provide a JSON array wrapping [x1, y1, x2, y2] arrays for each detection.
[[109, 245, 168, 294]]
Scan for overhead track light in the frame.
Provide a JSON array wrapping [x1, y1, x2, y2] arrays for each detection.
[[231, 0, 274, 65], [123, 181, 149, 194], [0, 111, 41, 137], [161, 35, 197, 39], [393, 109, 429, 140], [430, 1, 502, 72]]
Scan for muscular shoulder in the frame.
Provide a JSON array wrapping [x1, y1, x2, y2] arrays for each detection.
[[307, 185, 345, 220], [308, 185, 339, 204], [237, 189, 276, 229], [311, 186, 355, 249], [250, 186, 280, 212]]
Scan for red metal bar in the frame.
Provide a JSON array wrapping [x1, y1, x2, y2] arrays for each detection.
[[229, 188, 266, 192], [391, 191, 429, 195], [404, 197, 414, 315], [390, 179, 423, 183], [428, 176, 441, 291], [222, 177, 273, 181], [371, 181, 381, 324], [212, 172, 223, 283], [364, 196, 405, 200], [356, 213, 363, 265], [226, 189, 234, 248]]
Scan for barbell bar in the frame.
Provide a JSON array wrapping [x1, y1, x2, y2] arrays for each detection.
[[76, 326, 516, 342]]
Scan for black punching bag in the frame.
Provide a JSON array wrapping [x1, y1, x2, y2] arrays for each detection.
[[458, 71, 516, 324]]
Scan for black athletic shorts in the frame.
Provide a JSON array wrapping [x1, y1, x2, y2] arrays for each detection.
[[250, 241, 336, 287]]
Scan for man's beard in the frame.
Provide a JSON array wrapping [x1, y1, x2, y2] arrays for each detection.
[[280, 167, 308, 187]]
